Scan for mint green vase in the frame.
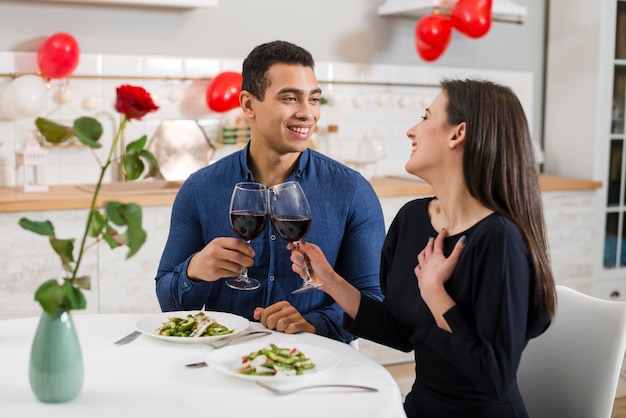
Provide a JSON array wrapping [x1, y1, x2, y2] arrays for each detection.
[[29, 308, 84, 403]]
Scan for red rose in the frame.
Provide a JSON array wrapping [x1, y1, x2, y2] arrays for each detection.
[[115, 85, 159, 120]]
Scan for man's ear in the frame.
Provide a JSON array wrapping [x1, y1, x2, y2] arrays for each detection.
[[449, 122, 466, 149], [240, 91, 254, 116]]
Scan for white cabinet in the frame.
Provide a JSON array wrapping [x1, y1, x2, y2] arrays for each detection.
[[544, 0, 625, 295]]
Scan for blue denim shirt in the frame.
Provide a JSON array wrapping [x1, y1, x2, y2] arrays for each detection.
[[155, 143, 385, 343]]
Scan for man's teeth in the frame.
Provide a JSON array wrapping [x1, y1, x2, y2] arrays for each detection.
[[290, 127, 309, 134]]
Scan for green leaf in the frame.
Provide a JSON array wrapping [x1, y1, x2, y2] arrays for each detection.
[[35, 118, 73, 144], [74, 275, 91, 291], [102, 227, 123, 249], [138, 149, 160, 178], [35, 279, 66, 315], [63, 279, 87, 310], [73, 117, 103, 149], [87, 209, 107, 238], [35, 279, 87, 314], [126, 135, 147, 155], [49, 237, 75, 273], [122, 155, 145, 181], [122, 136, 159, 180], [19, 218, 55, 236], [103, 202, 146, 257], [125, 224, 147, 258]]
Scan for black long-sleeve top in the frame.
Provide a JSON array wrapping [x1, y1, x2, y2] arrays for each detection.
[[346, 197, 551, 418]]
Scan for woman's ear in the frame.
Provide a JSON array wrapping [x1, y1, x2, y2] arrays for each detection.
[[449, 122, 466, 149]]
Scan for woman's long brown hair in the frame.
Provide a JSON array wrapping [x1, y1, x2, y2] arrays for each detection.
[[442, 78, 557, 317]]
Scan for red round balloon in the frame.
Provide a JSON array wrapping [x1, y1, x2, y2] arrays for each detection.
[[37, 33, 80, 79], [415, 14, 452, 62], [205, 71, 243, 113], [451, 0, 493, 39]]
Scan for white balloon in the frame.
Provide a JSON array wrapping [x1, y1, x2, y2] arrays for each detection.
[[376, 93, 390, 107], [53, 84, 73, 104], [352, 95, 366, 108], [398, 96, 412, 109], [1, 75, 49, 119], [82, 95, 98, 111]]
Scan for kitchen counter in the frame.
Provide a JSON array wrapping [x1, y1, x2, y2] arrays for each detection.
[[0, 174, 602, 213]]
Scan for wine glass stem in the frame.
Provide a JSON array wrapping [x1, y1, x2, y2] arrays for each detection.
[[240, 266, 249, 279], [238, 240, 251, 282], [294, 242, 313, 283]]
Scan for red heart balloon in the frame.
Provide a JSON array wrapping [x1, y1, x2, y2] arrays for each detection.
[[415, 14, 452, 62], [451, 0, 493, 38], [205, 71, 243, 113], [37, 33, 80, 79]]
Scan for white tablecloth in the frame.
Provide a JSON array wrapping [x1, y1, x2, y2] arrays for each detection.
[[0, 313, 407, 418]]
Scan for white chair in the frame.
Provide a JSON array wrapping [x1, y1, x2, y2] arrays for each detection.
[[517, 285, 626, 418]]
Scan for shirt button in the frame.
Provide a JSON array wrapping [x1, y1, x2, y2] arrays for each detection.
[[271, 235, 277, 241], [269, 276, 275, 281], [183, 282, 189, 288]]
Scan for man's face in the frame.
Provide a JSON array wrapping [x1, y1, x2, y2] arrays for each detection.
[[245, 63, 322, 154]]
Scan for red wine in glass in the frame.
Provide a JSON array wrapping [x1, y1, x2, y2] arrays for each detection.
[[230, 210, 267, 241], [270, 181, 323, 294], [271, 216, 311, 242], [226, 182, 268, 291]]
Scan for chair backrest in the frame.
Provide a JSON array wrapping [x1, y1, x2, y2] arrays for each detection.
[[517, 285, 626, 418]]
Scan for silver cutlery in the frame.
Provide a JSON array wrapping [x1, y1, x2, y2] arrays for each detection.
[[185, 330, 272, 368], [114, 330, 141, 345], [185, 361, 209, 368], [207, 330, 271, 349], [256, 381, 379, 396]]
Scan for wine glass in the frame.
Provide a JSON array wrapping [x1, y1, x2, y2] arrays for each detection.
[[227, 182, 268, 291], [269, 181, 323, 294]]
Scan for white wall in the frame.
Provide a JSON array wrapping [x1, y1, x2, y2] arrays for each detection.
[[0, 51, 534, 187], [0, 0, 547, 144]]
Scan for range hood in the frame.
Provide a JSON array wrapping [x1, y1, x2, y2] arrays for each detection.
[[377, 0, 527, 24]]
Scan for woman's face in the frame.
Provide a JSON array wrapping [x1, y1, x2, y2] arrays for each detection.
[[404, 91, 459, 178]]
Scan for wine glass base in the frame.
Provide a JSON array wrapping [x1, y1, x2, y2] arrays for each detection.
[[292, 282, 324, 295], [226, 277, 261, 291]]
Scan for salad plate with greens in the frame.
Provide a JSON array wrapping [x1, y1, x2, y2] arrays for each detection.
[[136, 310, 249, 344], [205, 342, 340, 382]]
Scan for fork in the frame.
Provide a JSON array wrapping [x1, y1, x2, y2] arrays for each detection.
[[207, 330, 272, 349], [114, 330, 141, 345], [256, 381, 378, 396]]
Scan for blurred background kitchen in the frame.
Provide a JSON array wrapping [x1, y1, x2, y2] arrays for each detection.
[[0, 0, 621, 397]]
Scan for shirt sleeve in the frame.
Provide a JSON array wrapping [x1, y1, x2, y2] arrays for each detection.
[[154, 178, 215, 311]]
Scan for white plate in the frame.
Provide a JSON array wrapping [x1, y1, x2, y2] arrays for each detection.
[[136, 311, 249, 344], [205, 342, 340, 382]]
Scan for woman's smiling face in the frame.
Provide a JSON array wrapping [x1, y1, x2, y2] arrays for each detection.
[[404, 91, 459, 179]]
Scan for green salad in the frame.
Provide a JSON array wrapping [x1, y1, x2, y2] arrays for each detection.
[[236, 343, 316, 376], [156, 312, 233, 337]]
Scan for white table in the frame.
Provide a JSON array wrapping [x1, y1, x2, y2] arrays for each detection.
[[0, 313, 407, 418]]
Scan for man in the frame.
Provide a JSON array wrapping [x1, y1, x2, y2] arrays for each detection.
[[155, 40, 384, 343]]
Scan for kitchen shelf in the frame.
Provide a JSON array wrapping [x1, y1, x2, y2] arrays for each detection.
[[377, 0, 527, 24]]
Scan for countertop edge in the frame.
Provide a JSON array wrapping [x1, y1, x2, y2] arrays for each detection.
[[0, 174, 602, 213]]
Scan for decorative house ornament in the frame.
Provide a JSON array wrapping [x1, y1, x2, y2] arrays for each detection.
[[15, 132, 48, 192]]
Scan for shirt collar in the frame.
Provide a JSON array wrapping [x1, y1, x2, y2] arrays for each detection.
[[238, 141, 311, 182]]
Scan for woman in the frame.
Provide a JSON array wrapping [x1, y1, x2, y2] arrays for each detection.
[[291, 78, 557, 417]]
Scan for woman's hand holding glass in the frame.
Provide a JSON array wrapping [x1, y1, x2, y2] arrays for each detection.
[[270, 181, 323, 294]]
